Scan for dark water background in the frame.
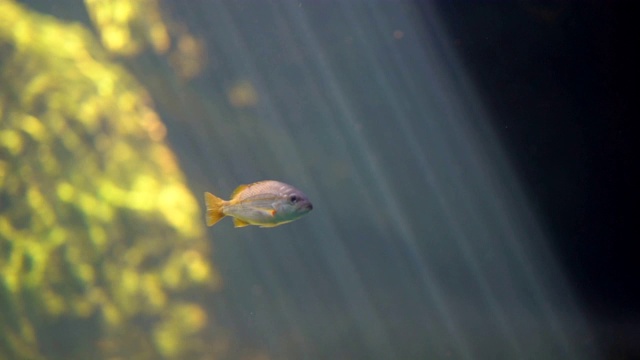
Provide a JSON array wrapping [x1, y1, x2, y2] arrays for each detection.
[[432, 2, 638, 356], [2, 0, 636, 359]]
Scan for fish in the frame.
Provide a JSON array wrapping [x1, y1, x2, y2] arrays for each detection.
[[204, 180, 313, 228]]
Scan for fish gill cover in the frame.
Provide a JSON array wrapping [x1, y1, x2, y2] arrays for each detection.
[[0, 0, 225, 358]]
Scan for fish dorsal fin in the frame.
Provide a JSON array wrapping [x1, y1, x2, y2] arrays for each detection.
[[233, 217, 250, 228], [231, 184, 249, 199]]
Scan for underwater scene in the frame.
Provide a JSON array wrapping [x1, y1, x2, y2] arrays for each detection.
[[2, 0, 634, 359]]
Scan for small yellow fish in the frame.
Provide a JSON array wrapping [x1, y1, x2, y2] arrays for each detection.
[[204, 180, 313, 228]]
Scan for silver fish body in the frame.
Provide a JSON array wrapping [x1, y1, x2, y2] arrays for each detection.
[[205, 180, 312, 228]]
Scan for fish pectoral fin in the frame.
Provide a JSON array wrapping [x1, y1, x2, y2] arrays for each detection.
[[233, 217, 250, 228], [261, 208, 277, 217], [250, 207, 277, 217]]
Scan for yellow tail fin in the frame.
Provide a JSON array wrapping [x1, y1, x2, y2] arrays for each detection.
[[204, 192, 225, 227]]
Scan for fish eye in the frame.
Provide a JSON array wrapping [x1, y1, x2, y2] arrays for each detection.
[[289, 195, 298, 204]]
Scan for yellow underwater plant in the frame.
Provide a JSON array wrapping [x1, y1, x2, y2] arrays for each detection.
[[0, 0, 221, 358]]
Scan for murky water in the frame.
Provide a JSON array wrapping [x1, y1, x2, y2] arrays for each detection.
[[1, 1, 597, 359]]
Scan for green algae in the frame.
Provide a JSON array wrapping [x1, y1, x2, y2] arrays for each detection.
[[0, 1, 221, 358]]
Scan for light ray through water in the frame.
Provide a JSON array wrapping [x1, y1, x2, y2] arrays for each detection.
[[287, 2, 474, 359], [142, 1, 595, 358]]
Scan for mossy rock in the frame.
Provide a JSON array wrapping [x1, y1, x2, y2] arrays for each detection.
[[1, 1, 221, 358]]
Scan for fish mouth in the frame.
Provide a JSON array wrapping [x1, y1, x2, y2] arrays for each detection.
[[303, 202, 313, 211]]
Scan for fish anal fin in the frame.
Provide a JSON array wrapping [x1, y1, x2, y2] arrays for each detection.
[[231, 184, 249, 199], [204, 192, 225, 227], [233, 217, 250, 228]]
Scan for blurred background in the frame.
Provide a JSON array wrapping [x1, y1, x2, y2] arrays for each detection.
[[1, 0, 635, 359]]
